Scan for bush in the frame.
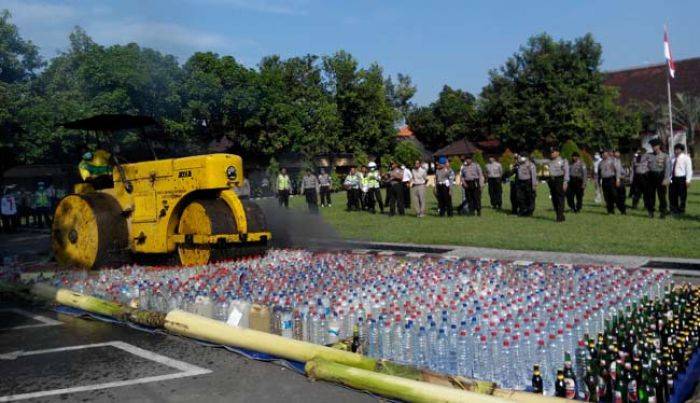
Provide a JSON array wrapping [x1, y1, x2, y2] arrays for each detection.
[[330, 171, 342, 191], [355, 151, 369, 167], [531, 149, 544, 160], [266, 157, 280, 177], [561, 140, 581, 162], [473, 150, 487, 171], [579, 149, 594, 172], [500, 148, 516, 175], [449, 156, 462, 172], [393, 141, 422, 167]]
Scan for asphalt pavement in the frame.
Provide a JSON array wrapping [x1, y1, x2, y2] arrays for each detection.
[[0, 301, 376, 403]]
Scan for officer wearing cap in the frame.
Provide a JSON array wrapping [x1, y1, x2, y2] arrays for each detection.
[[597, 149, 622, 214], [508, 153, 520, 215], [302, 168, 319, 213], [566, 152, 587, 213], [629, 149, 649, 211], [547, 146, 569, 222], [435, 156, 453, 217], [647, 138, 669, 218], [365, 162, 383, 214], [388, 161, 405, 216], [459, 154, 485, 216], [516, 154, 537, 216], [485, 156, 503, 210]]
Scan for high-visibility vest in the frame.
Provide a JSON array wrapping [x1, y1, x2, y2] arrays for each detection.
[[35, 190, 50, 208], [277, 174, 290, 191]]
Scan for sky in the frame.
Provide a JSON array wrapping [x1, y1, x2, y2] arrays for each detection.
[[2, 0, 699, 105]]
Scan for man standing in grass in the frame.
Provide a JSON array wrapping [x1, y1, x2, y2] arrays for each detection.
[[566, 152, 586, 213], [629, 150, 649, 210], [669, 143, 693, 216], [318, 168, 332, 208], [411, 160, 428, 217], [344, 167, 361, 211], [516, 154, 537, 216], [302, 169, 319, 213], [388, 161, 405, 216], [277, 168, 291, 208], [435, 157, 453, 217], [459, 154, 485, 216], [598, 149, 623, 215], [366, 162, 383, 214], [647, 138, 669, 219], [547, 146, 569, 222], [485, 156, 503, 210]]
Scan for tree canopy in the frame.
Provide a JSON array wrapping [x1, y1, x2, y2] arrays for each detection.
[[479, 33, 641, 152]]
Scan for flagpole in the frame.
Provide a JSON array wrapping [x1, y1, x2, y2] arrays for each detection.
[[665, 24, 674, 151]]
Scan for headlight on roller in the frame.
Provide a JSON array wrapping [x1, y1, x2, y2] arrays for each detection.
[[226, 166, 237, 180]]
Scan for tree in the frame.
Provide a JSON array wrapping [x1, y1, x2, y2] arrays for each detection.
[[672, 93, 700, 156], [0, 10, 45, 171], [560, 140, 581, 161], [385, 73, 417, 121], [480, 33, 640, 151], [407, 85, 478, 151], [393, 141, 422, 166]]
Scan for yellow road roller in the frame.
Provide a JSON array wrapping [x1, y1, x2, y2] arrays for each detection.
[[51, 114, 270, 269]]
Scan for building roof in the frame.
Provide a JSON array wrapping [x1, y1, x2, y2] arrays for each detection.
[[396, 125, 413, 138], [433, 139, 480, 157], [603, 57, 700, 107]]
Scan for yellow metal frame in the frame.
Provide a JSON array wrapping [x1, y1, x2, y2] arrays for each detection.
[[169, 231, 271, 245]]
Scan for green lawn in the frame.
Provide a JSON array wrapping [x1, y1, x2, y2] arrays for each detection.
[[288, 183, 700, 258]]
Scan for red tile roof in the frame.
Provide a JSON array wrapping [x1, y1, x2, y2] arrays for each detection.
[[396, 125, 413, 138], [604, 57, 700, 107]]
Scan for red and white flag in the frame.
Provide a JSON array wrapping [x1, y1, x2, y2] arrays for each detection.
[[664, 26, 676, 78]]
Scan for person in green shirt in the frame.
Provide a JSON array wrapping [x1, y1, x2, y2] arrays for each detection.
[[34, 182, 52, 228], [277, 168, 291, 208]]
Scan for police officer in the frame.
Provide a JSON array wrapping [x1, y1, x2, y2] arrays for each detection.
[[566, 152, 587, 213], [411, 160, 428, 217], [435, 157, 453, 217], [301, 169, 319, 213], [34, 182, 52, 228], [547, 147, 569, 222], [365, 162, 383, 214], [669, 143, 693, 215], [359, 165, 369, 210], [277, 168, 291, 208], [647, 138, 669, 219], [597, 149, 622, 215], [318, 169, 332, 207], [344, 167, 360, 211], [459, 154, 485, 216], [516, 154, 537, 216], [509, 154, 520, 215], [629, 150, 649, 210], [1, 186, 18, 233], [388, 161, 405, 216], [613, 150, 628, 214], [485, 156, 503, 210]]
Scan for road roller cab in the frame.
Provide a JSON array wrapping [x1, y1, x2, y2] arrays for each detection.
[[52, 114, 271, 269]]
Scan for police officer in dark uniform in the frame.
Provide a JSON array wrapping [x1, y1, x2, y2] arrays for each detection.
[[566, 152, 587, 213], [597, 149, 622, 214], [547, 146, 569, 222], [629, 150, 649, 210], [647, 138, 669, 219], [516, 154, 537, 216]]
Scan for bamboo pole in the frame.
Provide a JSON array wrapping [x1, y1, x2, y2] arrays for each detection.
[[31, 283, 128, 319], [164, 309, 377, 370], [306, 359, 505, 403]]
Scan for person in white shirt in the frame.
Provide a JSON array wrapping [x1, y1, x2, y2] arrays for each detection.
[[410, 160, 428, 217], [669, 143, 693, 215], [401, 165, 413, 209], [1, 187, 18, 233]]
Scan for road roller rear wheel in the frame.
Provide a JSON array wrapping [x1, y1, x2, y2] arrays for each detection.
[[51, 193, 129, 269], [177, 199, 237, 266]]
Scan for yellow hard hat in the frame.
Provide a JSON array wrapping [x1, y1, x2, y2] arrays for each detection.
[[92, 149, 111, 166]]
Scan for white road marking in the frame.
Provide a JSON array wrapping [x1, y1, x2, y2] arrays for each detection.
[[0, 309, 63, 330], [0, 341, 211, 402]]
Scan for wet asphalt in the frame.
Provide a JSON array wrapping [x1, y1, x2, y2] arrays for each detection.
[[0, 302, 376, 403]]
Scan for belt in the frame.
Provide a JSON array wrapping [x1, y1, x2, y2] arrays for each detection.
[[672, 176, 687, 180]]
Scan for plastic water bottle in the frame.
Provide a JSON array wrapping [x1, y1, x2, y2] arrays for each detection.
[[327, 313, 341, 344], [448, 324, 458, 373], [511, 334, 525, 389], [500, 339, 515, 388], [537, 339, 554, 395], [380, 321, 392, 359], [367, 319, 379, 358], [280, 309, 293, 338], [473, 334, 489, 380], [456, 330, 470, 376], [213, 296, 230, 321], [435, 328, 449, 373], [402, 323, 414, 364], [416, 326, 429, 368]]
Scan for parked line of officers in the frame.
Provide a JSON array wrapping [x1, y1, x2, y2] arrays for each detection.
[[272, 138, 693, 222], [0, 182, 62, 233]]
